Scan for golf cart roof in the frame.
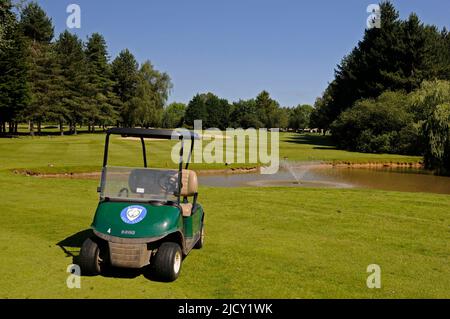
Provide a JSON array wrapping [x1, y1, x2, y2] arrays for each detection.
[[107, 128, 200, 140]]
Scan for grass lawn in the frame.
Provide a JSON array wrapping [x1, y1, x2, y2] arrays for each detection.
[[0, 171, 448, 298], [0, 132, 421, 175], [0, 133, 446, 299], [279, 133, 421, 163]]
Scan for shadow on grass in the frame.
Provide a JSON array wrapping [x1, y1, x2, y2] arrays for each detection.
[[57, 229, 162, 281], [97, 265, 167, 281], [0, 130, 106, 138], [101, 267, 143, 279], [285, 134, 337, 149], [57, 229, 93, 259]]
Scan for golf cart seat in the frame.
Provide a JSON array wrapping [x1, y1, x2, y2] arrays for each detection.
[[128, 168, 178, 196], [180, 169, 198, 217]]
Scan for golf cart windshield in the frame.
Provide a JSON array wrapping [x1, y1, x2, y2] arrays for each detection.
[[100, 166, 179, 202]]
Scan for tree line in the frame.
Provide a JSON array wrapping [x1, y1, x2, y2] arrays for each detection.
[[6, 3, 445, 171], [0, 1, 314, 136], [310, 2, 450, 174], [0, 1, 172, 135], [183, 91, 313, 131], [159, 91, 314, 132]]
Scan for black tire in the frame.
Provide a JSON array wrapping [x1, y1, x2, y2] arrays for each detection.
[[78, 237, 105, 276], [151, 242, 182, 282], [194, 222, 205, 249]]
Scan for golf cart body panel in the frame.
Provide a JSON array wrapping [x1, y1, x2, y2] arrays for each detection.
[[91, 201, 204, 268], [91, 201, 183, 239], [78, 128, 205, 279], [91, 201, 204, 243]]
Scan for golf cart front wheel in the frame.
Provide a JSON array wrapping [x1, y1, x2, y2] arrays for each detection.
[[78, 237, 104, 276], [151, 242, 182, 282]]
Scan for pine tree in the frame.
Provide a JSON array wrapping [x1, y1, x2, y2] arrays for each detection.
[[111, 49, 139, 126], [41, 46, 67, 134], [19, 1, 54, 135], [255, 91, 279, 128], [319, 1, 450, 129], [329, 2, 403, 122], [85, 33, 117, 131], [0, 0, 16, 53], [19, 1, 53, 43], [24, 42, 52, 135], [432, 28, 450, 80], [54, 31, 89, 135], [446, 29, 450, 79], [111, 49, 139, 102], [399, 14, 437, 92], [0, 0, 29, 134]]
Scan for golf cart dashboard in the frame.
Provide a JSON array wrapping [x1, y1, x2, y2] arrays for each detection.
[[101, 197, 179, 207]]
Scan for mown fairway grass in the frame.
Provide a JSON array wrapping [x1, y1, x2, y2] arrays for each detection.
[[0, 133, 447, 298], [0, 132, 421, 174]]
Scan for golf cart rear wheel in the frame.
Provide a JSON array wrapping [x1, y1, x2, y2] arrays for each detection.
[[151, 242, 182, 282], [78, 237, 104, 276], [194, 223, 205, 249]]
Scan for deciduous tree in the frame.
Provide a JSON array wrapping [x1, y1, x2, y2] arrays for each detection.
[[162, 102, 186, 128]]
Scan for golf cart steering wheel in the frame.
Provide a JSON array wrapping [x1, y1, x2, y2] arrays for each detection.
[[118, 187, 129, 197], [158, 174, 178, 193]]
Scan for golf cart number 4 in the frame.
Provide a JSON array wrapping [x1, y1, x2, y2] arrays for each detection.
[[178, 303, 273, 317]]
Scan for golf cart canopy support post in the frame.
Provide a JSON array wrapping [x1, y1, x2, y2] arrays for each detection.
[[178, 138, 184, 204], [140, 137, 147, 168], [185, 136, 195, 170]]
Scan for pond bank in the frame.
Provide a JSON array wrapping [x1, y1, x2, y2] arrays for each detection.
[[11, 160, 424, 178], [10, 160, 449, 194], [11, 166, 261, 179]]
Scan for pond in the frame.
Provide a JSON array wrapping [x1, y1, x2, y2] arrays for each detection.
[[198, 162, 450, 195]]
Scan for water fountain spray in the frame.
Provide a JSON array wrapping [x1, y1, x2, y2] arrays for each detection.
[[280, 159, 322, 185]]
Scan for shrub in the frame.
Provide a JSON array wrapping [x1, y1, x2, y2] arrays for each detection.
[[331, 91, 420, 154]]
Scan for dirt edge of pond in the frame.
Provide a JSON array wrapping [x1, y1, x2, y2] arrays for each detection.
[[327, 162, 423, 169], [11, 166, 262, 179], [11, 161, 424, 179]]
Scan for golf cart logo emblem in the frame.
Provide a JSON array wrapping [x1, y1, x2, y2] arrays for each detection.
[[120, 205, 147, 224]]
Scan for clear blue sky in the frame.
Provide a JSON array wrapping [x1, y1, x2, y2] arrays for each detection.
[[37, 0, 449, 107]]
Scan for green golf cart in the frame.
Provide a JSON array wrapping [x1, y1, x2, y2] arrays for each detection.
[[78, 128, 205, 282]]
